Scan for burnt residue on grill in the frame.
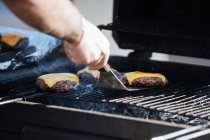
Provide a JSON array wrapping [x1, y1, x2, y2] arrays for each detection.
[[20, 75, 210, 126], [29, 97, 209, 126]]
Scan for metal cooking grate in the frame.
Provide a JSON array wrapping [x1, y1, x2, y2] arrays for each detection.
[[105, 84, 210, 119], [1, 79, 210, 120], [43, 80, 210, 120]]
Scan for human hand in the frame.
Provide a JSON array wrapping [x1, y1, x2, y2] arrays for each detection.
[[64, 18, 110, 70]]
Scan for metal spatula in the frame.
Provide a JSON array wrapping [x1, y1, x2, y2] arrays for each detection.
[[98, 64, 139, 91]]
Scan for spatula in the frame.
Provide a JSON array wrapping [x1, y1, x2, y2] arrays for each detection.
[[98, 64, 139, 91]]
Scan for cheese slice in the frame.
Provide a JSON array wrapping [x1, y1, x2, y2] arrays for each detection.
[[125, 71, 166, 85], [1, 34, 21, 47], [38, 73, 79, 88]]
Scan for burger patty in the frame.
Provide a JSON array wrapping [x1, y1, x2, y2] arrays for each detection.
[[36, 73, 79, 93], [121, 71, 168, 87], [77, 68, 100, 84]]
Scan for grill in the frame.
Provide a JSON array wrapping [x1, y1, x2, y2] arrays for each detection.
[[1, 0, 210, 140], [1, 57, 210, 125], [7, 80, 210, 123]]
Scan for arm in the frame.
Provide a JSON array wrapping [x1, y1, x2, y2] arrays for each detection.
[[4, 0, 83, 44], [4, 0, 110, 69]]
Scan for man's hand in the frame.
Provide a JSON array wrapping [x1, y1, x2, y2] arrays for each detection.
[[64, 19, 110, 70]]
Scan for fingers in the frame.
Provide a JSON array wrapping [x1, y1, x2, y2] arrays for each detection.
[[63, 20, 110, 69], [88, 38, 110, 70], [88, 50, 110, 70], [88, 54, 105, 70]]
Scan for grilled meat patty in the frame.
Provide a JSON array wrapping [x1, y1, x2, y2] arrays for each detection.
[[77, 68, 100, 84], [121, 71, 168, 87], [77, 68, 123, 84], [36, 73, 79, 93]]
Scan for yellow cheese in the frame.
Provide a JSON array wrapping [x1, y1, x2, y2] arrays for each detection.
[[1, 34, 21, 47], [38, 73, 79, 88], [125, 71, 166, 85]]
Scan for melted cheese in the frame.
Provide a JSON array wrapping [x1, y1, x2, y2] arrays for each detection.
[[77, 68, 100, 79], [38, 73, 79, 88], [1, 34, 21, 47], [125, 71, 166, 85]]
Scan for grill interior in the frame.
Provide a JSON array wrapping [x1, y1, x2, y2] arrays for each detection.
[[1, 56, 210, 126]]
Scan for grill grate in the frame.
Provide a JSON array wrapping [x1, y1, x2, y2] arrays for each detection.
[[1, 78, 210, 121], [99, 83, 210, 119]]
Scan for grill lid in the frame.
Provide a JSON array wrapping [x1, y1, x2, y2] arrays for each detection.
[[100, 0, 210, 59]]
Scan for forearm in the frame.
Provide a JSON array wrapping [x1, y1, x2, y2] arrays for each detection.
[[4, 0, 83, 43]]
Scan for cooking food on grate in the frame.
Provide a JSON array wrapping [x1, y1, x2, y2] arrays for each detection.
[[77, 68, 167, 87], [36, 73, 79, 93], [77, 67, 100, 83], [77, 67, 124, 83], [121, 71, 168, 87], [0, 33, 29, 51]]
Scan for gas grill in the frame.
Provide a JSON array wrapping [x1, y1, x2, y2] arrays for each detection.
[[1, 0, 210, 140]]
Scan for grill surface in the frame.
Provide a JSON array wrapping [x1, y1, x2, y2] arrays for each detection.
[[2, 76, 210, 124], [1, 56, 210, 126]]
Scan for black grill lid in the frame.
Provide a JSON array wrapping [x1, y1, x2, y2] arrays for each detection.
[[100, 0, 210, 59]]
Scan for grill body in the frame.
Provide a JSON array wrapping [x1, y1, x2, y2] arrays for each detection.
[[0, 101, 186, 140], [1, 56, 210, 140], [112, 0, 210, 59], [1, 0, 210, 140]]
